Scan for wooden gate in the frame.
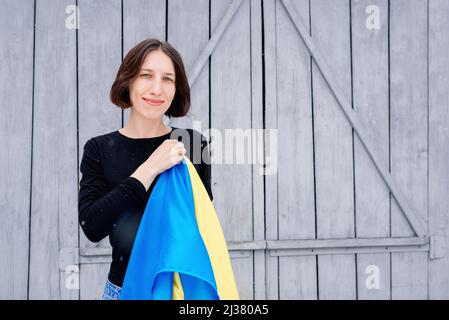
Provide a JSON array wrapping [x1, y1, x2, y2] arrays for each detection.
[[264, 0, 447, 299], [2, 0, 449, 300]]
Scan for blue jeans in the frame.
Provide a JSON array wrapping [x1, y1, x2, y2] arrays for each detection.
[[102, 277, 122, 300]]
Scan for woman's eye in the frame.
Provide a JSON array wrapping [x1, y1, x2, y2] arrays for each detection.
[[164, 77, 173, 82]]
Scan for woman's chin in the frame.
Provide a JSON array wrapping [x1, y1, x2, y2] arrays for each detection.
[[136, 107, 166, 121]]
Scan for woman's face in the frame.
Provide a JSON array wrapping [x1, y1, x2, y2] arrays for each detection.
[[129, 49, 177, 120]]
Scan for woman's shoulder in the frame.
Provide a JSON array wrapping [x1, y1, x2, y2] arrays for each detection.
[[82, 131, 118, 152], [94, 130, 119, 141], [170, 127, 208, 144]]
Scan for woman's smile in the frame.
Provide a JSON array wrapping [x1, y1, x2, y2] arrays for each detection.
[[143, 97, 164, 106]]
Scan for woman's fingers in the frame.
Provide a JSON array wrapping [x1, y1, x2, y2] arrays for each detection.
[[169, 146, 186, 162]]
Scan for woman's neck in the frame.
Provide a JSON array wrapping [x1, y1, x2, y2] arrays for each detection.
[[120, 115, 172, 139]]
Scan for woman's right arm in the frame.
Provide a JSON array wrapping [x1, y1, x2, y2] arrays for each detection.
[[78, 138, 186, 243], [78, 138, 149, 243]]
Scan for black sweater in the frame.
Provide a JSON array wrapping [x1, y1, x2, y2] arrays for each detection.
[[78, 127, 213, 287]]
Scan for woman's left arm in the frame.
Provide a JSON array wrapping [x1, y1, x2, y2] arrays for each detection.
[[199, 135, 213, 201]]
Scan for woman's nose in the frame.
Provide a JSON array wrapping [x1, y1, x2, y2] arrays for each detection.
[[151, 78, 162, 94]]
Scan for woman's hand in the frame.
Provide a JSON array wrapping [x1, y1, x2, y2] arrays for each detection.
[[145, 139, 187, 175], [131, 139, 187, 191]]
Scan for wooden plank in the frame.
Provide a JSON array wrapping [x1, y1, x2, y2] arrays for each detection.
[[168, 0, 210, 131], [0, 0, 34, 299], [80, 263, 110, 300], [250, 0, 266, 300], [78, 0, 122, 300], [28, 0, 79, 300], [123, 0, 166, 54], [81, 256, 112, 265], [390, 0, 428, 299], [350, 0, 390, 299], [187, 0, 243, 88], [263, 0, 279, 300], [267, 237, 428, 249], [308, 0, 356, 300], [428, 0, 449, 299], [271, 245, 429, 257], [211, 0, 253, 300], [282, 0, 426, 238], [123, 0, 166, 126], [276, 0, 317, 300], [280, 257, 317, 299]]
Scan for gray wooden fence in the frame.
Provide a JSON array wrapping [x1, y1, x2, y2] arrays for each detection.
[[1, 0, 448, 300]]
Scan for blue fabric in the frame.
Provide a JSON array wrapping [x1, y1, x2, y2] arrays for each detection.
[[119, 159, 219, 300]]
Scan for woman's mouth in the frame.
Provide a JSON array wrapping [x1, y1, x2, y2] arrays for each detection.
[[143, 98, 164, 106]]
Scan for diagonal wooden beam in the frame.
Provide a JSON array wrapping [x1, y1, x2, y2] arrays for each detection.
[[281, 0, 427, 238], [187, 0, 244, 86]]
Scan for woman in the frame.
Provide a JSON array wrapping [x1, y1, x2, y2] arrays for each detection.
[[78, 38, 213, 300]]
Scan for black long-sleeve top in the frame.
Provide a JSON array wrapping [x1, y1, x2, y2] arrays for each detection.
[[78, 127, 213, 287]]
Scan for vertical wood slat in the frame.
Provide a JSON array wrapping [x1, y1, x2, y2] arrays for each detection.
[[263, 0, 279, 300], [250, 0, 265, 300], [351, 0, 391, 299], [390, 0, 429, 299], [428, 0, 449, 299], [277, 0, 317, 300], [310, 0, 356, 299], [123, 0, 166, 126], [30, 0, 78, 300], [184, 0, 243, 90], [211, 0, 253, 300], [0, 0, 34, 299], [168, 0, 210, 131], [123, 0, 166, 54], [78, 0, 122, 300]]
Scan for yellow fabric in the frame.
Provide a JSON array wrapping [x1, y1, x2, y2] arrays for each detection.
[[184, 157, 240, 300], [172, 272, 184, 299]]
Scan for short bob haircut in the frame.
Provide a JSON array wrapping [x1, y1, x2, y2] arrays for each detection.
[[110, 38, 190, 118]]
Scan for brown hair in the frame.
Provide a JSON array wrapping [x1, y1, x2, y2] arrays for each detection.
[[110, 38, 190, 118]]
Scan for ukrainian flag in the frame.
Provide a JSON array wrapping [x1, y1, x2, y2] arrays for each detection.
[[119, 157, 239, 300]]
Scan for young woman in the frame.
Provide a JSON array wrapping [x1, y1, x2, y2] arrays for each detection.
[[78, 38, 213, 300]]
